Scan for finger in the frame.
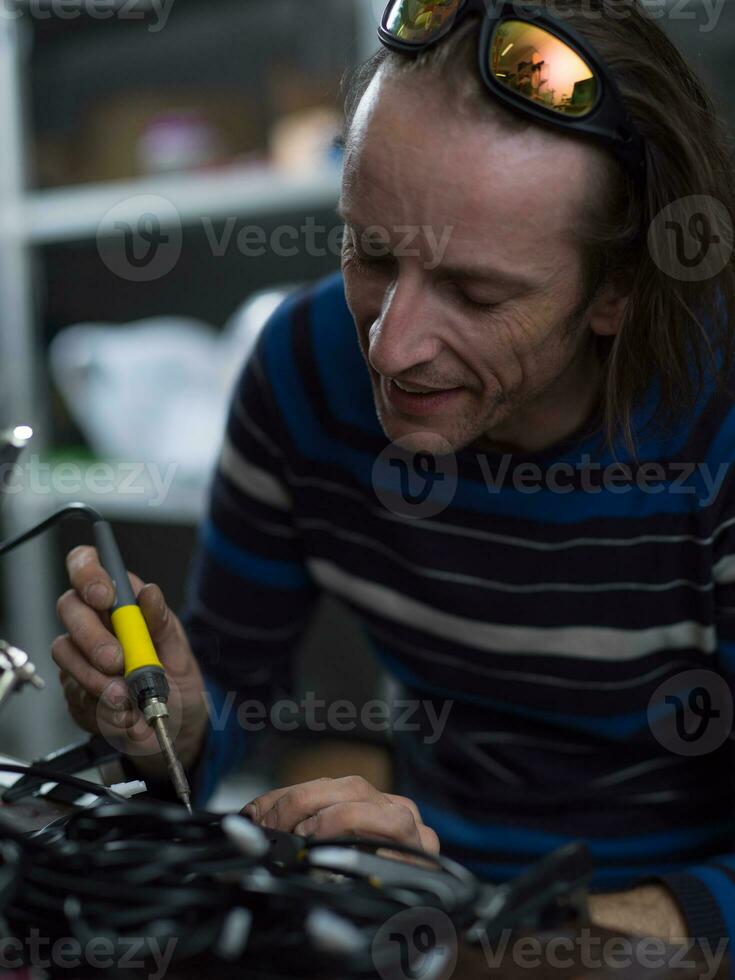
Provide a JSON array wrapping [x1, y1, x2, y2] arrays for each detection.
[[55, 592, 123, 675], [256, 776, 381, 832], [60, 672, 100, 733], [242, 778, 332, 823], [293, 801, 423, 850], [66, 546, 116, 610], [61, 672, 154, 750], [66, 543, 146, 607], [418, 824, 441, 855], [136, 584, 191, 675], [52, 634, 128, 705]]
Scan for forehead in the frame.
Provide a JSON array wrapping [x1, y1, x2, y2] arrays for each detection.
[[342, 68, 601, 262]]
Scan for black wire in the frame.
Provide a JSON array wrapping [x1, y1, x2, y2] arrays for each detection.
[[0, 763, 126, 804], [0, 501, 102, 558], [0, 798, 483, 979]]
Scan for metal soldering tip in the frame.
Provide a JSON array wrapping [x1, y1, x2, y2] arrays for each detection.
[[149, 713, 193, 816]]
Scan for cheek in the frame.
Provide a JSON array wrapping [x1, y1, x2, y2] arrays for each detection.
[[468, 304, 564, 392]]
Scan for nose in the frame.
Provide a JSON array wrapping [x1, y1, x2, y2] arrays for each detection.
[[367, 272, 441, 380]]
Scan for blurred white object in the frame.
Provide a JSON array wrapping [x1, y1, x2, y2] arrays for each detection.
[[49, 288, 291, 480]]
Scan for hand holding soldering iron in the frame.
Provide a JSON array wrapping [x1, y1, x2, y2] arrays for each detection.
[[53, 545, 209, 786]]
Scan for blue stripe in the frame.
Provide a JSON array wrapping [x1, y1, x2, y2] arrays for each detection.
[[718, 640, 735, 670], [376, 649, 651, 739], [688, 867, 735, 954], [416, 799, 735, 860], [202, 520, 309, 590]]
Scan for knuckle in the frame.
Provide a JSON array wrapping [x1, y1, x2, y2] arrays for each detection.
[[342, 774, 370, 798], [55, 589, 75, 620], [50, 633, 70, 663], [391, 794, 419, 817], [75, 620, 111, 660], [277, 788, 300, 815], [394, 804, 417, 833]]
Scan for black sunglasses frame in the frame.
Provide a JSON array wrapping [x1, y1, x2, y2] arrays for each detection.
[[378, 0, 646, 184]]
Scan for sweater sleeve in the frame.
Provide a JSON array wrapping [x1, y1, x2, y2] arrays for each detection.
[[177, 295, 320, 806]]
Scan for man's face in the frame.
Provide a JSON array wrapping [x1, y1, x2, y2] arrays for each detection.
[[340, 67, 607, 455]]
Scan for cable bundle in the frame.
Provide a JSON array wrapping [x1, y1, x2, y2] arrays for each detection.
[[0, 777, 480, 980]]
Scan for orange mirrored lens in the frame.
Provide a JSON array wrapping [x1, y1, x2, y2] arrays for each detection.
[[384, 0, 461, 44], [490, 20, 598, 117]]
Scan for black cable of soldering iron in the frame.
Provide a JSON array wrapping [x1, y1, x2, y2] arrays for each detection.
[[0, 501, 104, 556]]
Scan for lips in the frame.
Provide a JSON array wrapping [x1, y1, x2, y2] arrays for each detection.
[[383, 377, 464, 417]]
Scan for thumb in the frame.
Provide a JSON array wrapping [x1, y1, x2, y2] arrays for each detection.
[[136, 583, 192, 677]]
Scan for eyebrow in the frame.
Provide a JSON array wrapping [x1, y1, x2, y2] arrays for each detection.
[[337, 206, 536, 292]]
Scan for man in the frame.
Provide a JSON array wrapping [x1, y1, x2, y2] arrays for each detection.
[[53, 0, 735, 948]]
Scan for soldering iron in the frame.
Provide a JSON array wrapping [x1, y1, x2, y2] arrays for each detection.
[[0, 500, 192, 812]]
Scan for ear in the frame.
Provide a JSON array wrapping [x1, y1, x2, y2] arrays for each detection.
[[587, 282, 630, 338]]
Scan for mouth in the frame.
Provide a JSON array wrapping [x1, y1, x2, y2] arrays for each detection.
[[382, 377, 465, 417]]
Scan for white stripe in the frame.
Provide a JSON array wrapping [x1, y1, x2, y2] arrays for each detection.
[[369, 624, 696, 690], [447, 733, 522, 786], [589, 756, 686, 789], [218, 479, 297, 539], [218, 436, 292, 511], [308, 559, 717, 661], [297, 518, 712, 594], [713, 554, 735, 585]]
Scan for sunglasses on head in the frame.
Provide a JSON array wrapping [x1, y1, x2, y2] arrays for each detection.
[[378, 0, 646, 184]]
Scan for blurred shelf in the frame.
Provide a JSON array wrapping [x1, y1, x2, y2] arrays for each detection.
[[13, 165, 343, 245]]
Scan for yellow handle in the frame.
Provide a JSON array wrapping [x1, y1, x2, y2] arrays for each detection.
[[110, 604, 164, 677]]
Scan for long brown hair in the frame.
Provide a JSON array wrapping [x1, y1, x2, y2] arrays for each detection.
[[342, 0, 735, 459]]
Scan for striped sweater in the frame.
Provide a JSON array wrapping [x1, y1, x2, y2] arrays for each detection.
[[179, 271, 735, 945]]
